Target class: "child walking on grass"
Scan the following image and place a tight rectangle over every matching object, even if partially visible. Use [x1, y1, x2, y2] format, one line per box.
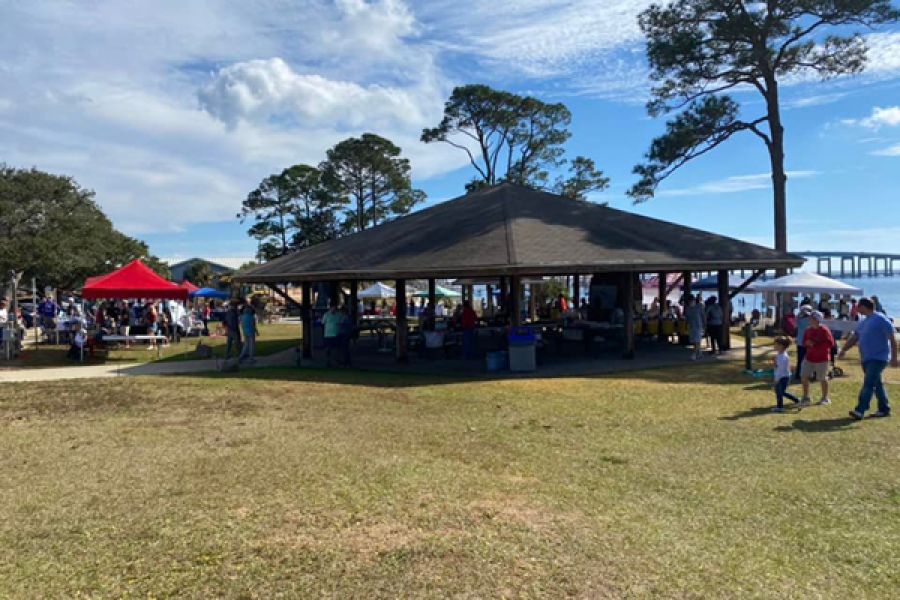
[772, 336, 801, 413]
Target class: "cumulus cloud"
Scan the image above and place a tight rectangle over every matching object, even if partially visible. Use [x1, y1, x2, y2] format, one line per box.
[198, 58, 437, 129]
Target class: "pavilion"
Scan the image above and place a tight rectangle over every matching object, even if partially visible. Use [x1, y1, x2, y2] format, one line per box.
[234, 184, 803, 362]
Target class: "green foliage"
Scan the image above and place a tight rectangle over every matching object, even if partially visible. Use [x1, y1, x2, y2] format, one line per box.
[183, 260, 215, 286]
[629, 0, 899, 203]
[553, 156, 610, 201]
[422, 84, 576, 190]
[0, 164, 164, 290]
[423, 85, 611, 199]
[321, 133, 425, 232]
[239, 164, 342, 258]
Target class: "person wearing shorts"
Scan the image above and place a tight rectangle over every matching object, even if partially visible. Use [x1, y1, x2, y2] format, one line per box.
[800, 311, 834, 406]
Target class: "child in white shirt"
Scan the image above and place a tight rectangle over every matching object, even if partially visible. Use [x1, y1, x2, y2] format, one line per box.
[773, 336, 801, 412]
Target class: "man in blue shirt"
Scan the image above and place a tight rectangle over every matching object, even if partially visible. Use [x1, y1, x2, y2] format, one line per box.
[839, 297, 897, 419]
[37, 295, 58, 332]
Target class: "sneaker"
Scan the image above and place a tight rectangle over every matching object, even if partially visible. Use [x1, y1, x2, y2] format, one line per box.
[872, 411, 891, 418]
[771, 406, 786, 413]
[848, 410, 864, 421]
[817, 398, 831, 406]
[799, 397, 812, 407]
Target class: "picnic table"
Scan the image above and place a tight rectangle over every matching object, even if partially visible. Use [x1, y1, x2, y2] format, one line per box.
[101, 334, 169, 359]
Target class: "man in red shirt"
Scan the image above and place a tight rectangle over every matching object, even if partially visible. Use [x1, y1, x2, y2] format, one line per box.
[461, 300, 478, 359]
[800, 311, 835, 406]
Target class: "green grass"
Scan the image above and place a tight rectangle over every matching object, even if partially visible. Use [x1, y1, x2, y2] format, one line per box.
[1, 355, 898, 597]
[10, 322, 300, 367]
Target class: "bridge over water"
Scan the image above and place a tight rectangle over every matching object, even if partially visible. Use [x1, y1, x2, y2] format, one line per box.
[798, 251, 900, 277]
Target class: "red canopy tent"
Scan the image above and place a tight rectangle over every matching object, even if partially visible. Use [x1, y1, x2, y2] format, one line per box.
[179, 280, 200, 294]
[82, 260, 188, 300]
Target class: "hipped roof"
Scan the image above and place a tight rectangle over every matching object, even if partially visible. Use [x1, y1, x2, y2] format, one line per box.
[235, 184, 803, 283]
[82, 260, 188, 300]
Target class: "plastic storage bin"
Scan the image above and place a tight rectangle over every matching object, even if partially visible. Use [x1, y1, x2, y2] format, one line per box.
[508, 326, 537, 372]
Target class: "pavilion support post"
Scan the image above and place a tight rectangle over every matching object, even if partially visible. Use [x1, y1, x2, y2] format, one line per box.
[301, 282, 312, 360]
[657, 272, 667, 342]
[717, 269, 731, 351]
[428, 278, 436, 308]
[349, 280, 358, 324]
[682, 271, 692, 301]
[395, 279, 408, 362]
[528, 283, 536, 322]
[498, 276, 508, 312]
[623, 272, 635, 359]
[466, 285, 474, 307]
[509, 275, 521, 326]
[573, 275, 581, 308]
[328, 280, 339, 307]
[486, 285, 494, 309]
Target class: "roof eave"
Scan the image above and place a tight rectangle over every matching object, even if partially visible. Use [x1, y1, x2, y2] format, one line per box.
[233, 257, 804, 284]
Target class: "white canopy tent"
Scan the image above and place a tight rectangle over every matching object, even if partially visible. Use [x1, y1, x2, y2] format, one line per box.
[357, 282, 396, 299]
[752, 272, 863, 296]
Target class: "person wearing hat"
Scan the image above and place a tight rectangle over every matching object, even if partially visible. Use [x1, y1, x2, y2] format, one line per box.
[793, 305, 813, 380]
[839, 297, 896, 420]
[800, 310, 835, 406]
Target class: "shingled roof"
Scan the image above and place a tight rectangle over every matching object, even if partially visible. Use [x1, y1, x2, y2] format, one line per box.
[234, 184, 803, 283]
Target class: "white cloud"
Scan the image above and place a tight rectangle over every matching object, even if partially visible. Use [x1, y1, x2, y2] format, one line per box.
[198, 57, 438, 129]
[659, 171, 819, 197]
[871, 143, 900, 157]
[844, 105, 900, 129]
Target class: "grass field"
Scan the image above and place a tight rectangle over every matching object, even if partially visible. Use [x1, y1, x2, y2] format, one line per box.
[1, 356, 898, 597]
[9, 322, 300, 368]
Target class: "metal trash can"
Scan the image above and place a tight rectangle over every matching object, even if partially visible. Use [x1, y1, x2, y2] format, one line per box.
[508, 326, 536, 372]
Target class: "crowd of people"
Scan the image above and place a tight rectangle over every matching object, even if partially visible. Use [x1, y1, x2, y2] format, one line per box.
[769, 296, 896, 420]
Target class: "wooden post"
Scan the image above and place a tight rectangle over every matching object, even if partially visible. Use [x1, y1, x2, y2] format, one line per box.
[623, 272, 635, 359]
[328, 280, 339, 307]
[498, 276, 508, 312]
[509, 275, 521, 326]
[349, 280, 358, 324]
[486, 284, 494, 309]
[428, 278, 436, 308]
[301, 282, 312, 359]
[657, 272, 667, 342]
[395, 279, 408, 362]
[573, 275, 581, 308]
[528, 283, 537, 322]
[717, 269, 731, 351]
[681, 270, 692, 303]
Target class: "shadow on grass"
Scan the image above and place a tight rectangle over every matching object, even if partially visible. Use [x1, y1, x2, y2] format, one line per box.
[163, 353, 759, 390]
[154, 339, 299, 363]
[774, 417, 858, 433]
[719, 405, 803, 420]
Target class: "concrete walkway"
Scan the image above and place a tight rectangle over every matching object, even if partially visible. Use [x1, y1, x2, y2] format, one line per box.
[0, 348, 297, 383]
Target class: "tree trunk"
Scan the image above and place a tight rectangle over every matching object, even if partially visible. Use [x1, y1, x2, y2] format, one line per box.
[765, 78, 788, 275]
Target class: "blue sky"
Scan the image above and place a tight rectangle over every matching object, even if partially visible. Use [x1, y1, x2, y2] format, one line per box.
[1, 1, 899, 262]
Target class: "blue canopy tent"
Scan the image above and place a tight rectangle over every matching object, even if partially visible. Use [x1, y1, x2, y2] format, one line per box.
[190, 287, 229, 300]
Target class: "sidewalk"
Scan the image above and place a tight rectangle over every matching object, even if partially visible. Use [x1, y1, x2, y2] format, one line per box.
[0, 348, 297, 383]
